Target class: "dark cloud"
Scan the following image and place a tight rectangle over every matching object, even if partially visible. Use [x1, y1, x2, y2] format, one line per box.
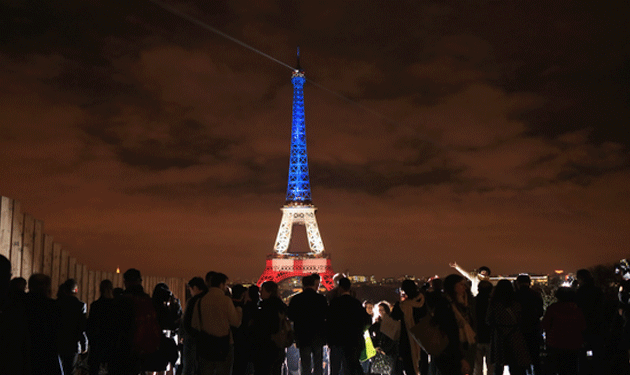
[113, 118, 234, 170]
[312, 162, 459, 195]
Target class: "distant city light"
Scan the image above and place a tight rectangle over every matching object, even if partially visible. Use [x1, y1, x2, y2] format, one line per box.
[116, 266, 120, 274]
[554, 270, 564, 274]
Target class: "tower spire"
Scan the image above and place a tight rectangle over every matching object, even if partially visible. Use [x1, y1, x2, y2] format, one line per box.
[296, 46, 301, 70]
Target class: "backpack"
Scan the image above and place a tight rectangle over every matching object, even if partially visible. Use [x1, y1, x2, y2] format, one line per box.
[409, 307, 449, 358]
[156, 294, 183, 332]
[271, 311, 295, 348]
[132, 294, 162, 356]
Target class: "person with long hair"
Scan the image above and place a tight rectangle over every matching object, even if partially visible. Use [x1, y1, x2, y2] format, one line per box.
[486, 280, 530, 375]
[391, 279, 425, 375]
[148, 282, 181, 375]
[370, 301, 399, 375]
[431, 274, 477, 375]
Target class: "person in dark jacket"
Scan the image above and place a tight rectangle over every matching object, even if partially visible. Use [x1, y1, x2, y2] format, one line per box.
[0, 256, 31, 375]
[0, 255, 9, 307]
[110, 268, 160, 375]
[87, 279, 116, 375]
[575, 269, 604, 375]
[153, 282, 183, 334]
[231, 283, 249, 375]
[147, 282, 182, 373]
[487, 279, 530, 375]
[542, 287, 586, 375]
[616, 261, 630, 374]
[8, 277, 27, 301]
[252, 281, 289, 375]
[27, 273, 64, 375]
[57, 278, 88, 375]
[474, 280, 494, 375]
[326, 277, 371, 375]
[239, 284, 260, 374]
[514, 274, 543, 375]
[181, 276, 208, 375]
[288, 274, 328, 375]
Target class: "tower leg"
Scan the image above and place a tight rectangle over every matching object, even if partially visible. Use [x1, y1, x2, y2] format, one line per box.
[304, 212, 325, 253]
[274, 210, 293, 253]
[319, 272, 335, 290]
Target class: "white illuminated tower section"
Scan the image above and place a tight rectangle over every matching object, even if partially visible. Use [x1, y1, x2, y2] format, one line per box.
[258, 50, 335, 290]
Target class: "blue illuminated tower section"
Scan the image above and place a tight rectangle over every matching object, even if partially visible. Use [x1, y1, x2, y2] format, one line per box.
[285, 56, 312, 204]
[271, 51, 325, 255]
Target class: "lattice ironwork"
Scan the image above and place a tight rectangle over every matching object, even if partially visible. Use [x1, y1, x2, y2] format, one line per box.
[257, 256, 335, 290]
[273, 205, 324, 254]
[258, 53, 334, 290]
[285, 69, 312, 204]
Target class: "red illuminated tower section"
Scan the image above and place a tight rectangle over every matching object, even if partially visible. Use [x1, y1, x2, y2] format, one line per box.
[258, 51, 335, 290]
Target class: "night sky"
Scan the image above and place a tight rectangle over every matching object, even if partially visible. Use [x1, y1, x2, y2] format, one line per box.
[1, 0, 629, 281]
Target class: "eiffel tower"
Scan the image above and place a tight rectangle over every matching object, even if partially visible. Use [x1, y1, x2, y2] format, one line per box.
[257, 50, 335, 290]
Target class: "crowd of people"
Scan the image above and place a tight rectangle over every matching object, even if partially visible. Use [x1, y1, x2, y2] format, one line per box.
[2, 253, 630, 375]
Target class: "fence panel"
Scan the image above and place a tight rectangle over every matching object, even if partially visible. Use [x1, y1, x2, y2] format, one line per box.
[94, 270, 102, 301]
[0, 197, 13, 259]
[69, 257, 77, 279]
[81, 264, 89, 303]
[88, 271, 96, 307]
[43, 235, 54, 277]
[10, 202, 23, 278]
[0, 196, 187, 306]
[32, 219, 44, 274]
[22, 214, 35, 281]
[52, 242, 62, 296]
[60, 249, 69, 285]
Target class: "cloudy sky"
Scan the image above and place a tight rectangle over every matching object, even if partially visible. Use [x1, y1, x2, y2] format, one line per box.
[1, 0, 628, 281]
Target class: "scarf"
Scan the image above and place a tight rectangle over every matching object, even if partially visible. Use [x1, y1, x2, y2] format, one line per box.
[450, 299, 476, 346]
[380, 314, 401, 342]
[400, 294, 425, 375]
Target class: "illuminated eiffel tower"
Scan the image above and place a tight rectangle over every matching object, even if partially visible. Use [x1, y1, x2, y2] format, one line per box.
[257, 50, 335, 290]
